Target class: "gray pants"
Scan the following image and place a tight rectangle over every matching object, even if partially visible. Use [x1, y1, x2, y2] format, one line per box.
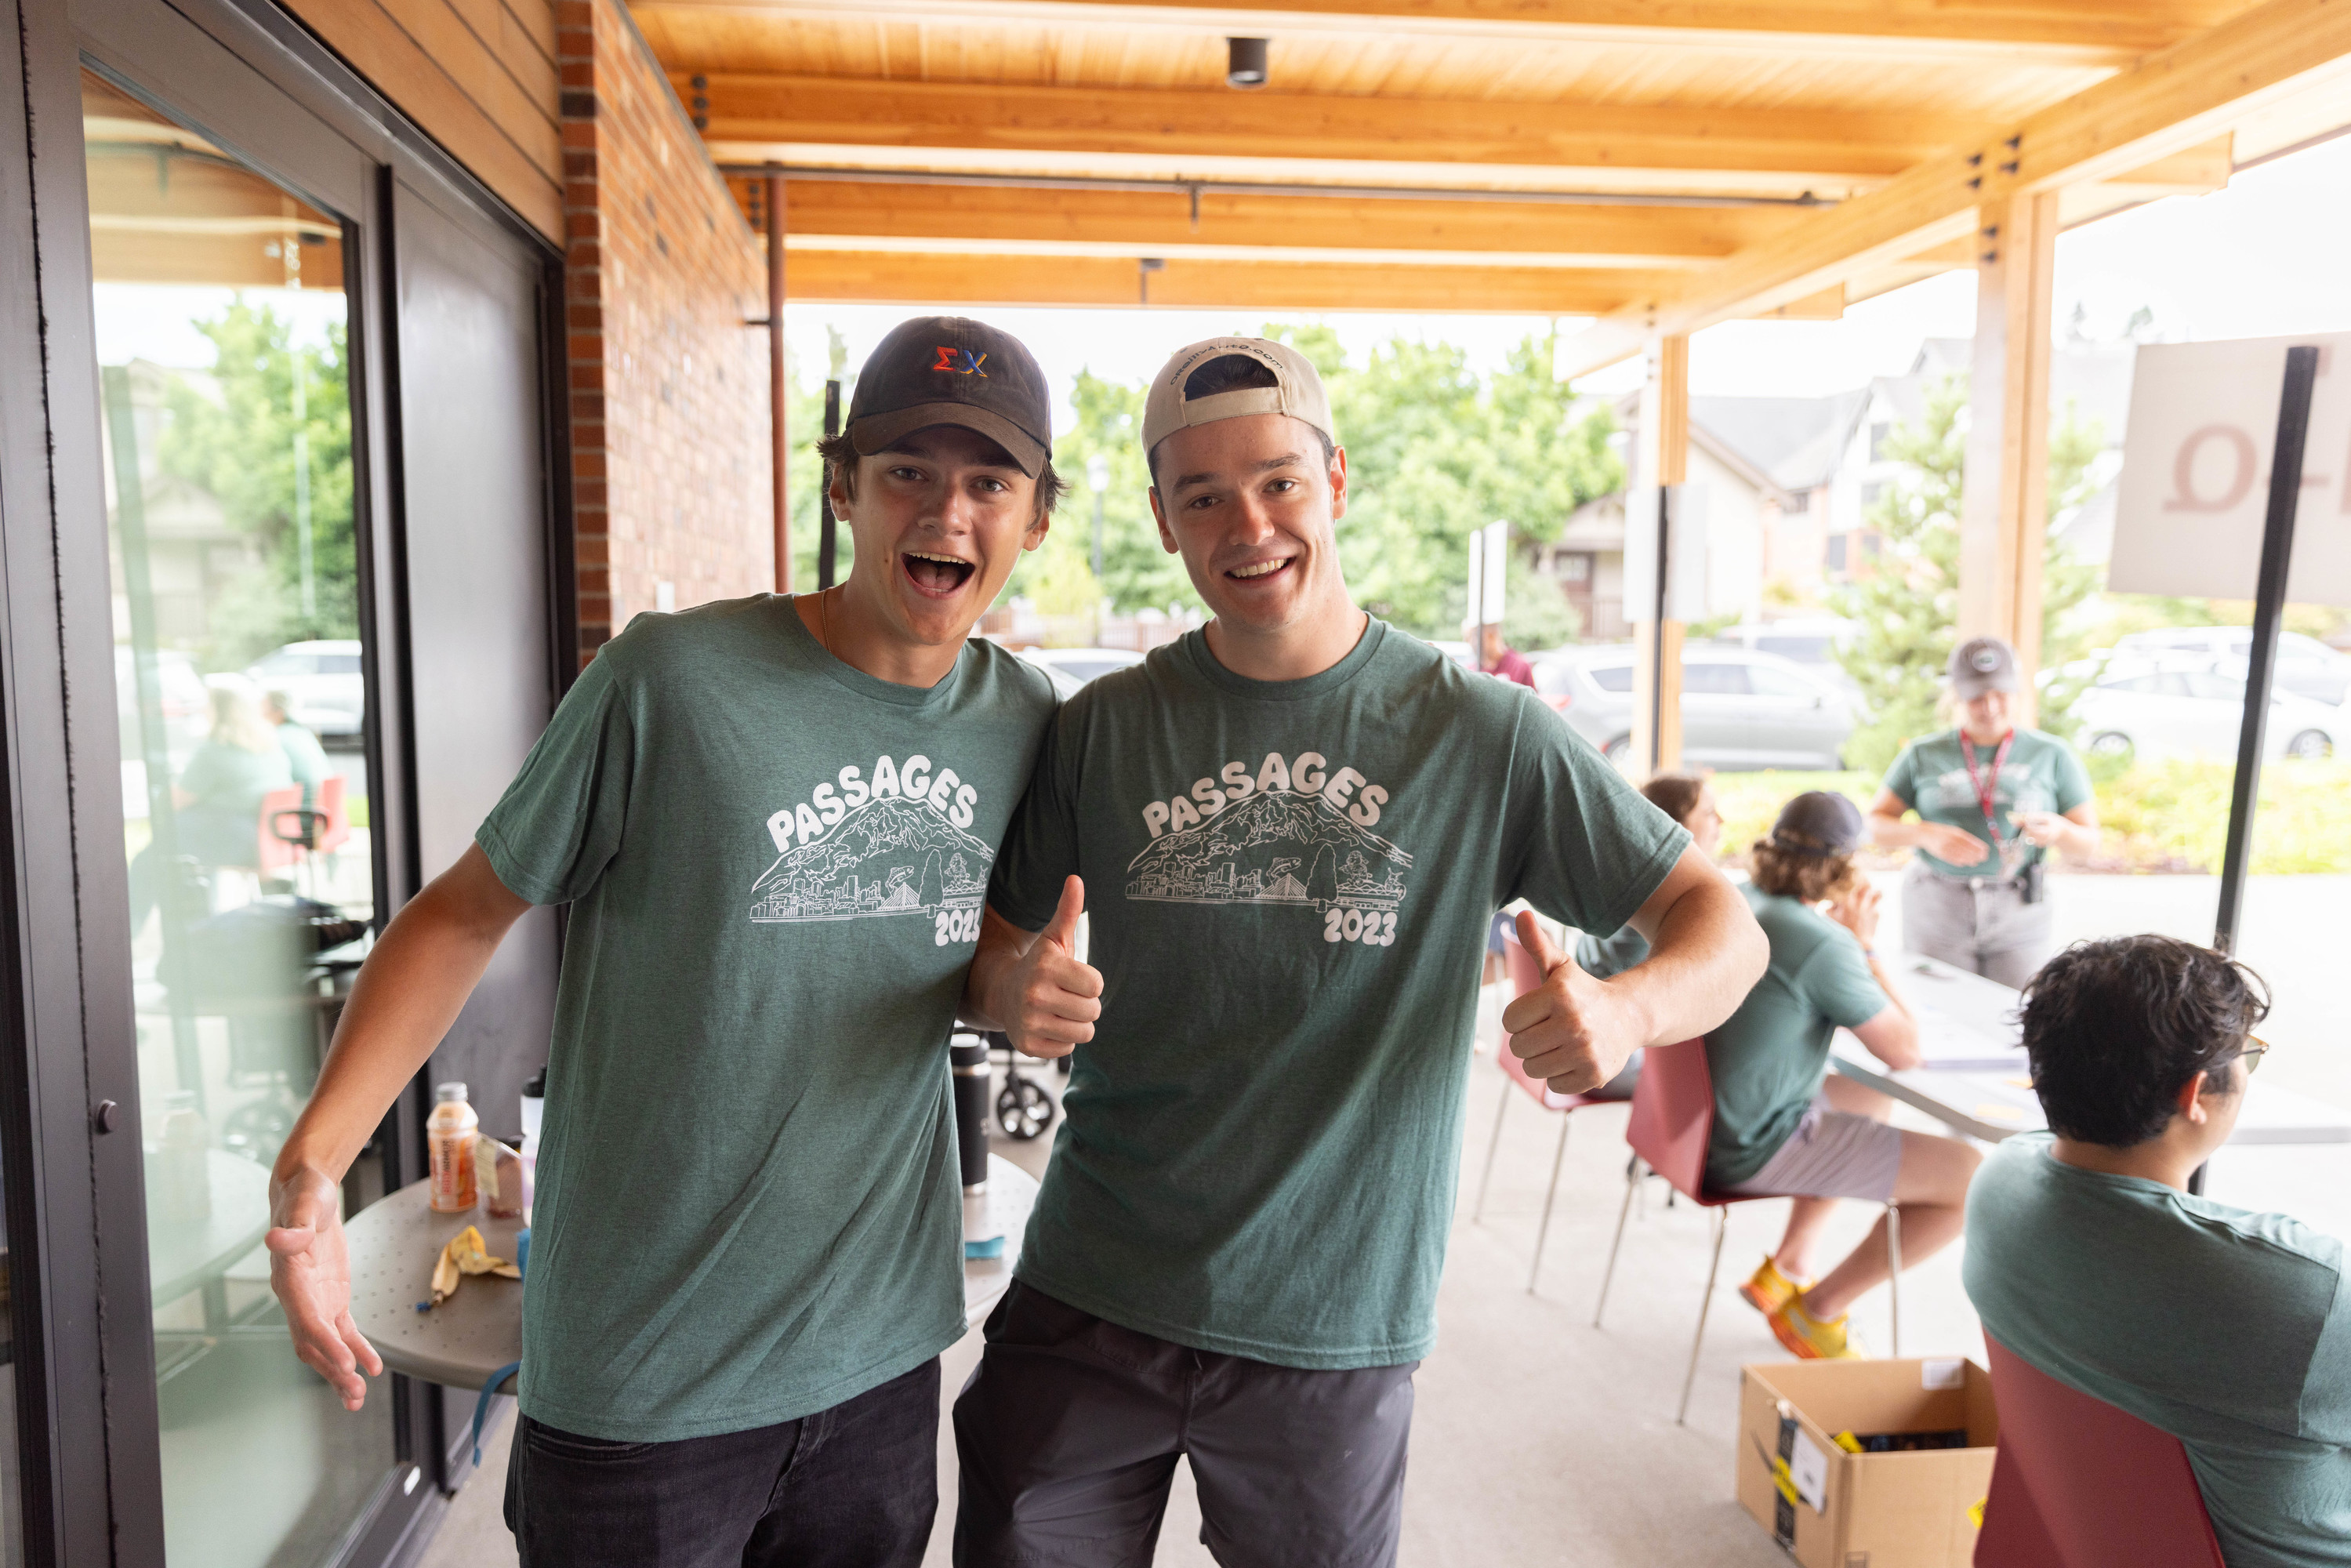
[1901, 862, 2054, 988]
[952, 1283, 1417, 1567]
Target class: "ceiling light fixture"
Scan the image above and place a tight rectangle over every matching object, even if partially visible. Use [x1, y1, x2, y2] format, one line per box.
[1226, 37, 1269, 89]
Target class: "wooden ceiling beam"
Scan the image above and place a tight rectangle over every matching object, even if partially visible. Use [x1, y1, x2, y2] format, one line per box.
[634, 0, 2230, 64]
[781, 249, 1848, 314]
[753, 179, 1807, 267]
[695, 74, 1992, 184]
[1555, 0, 2351, 377]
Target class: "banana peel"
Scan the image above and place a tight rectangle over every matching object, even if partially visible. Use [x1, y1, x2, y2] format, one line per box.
[428, 1225, 521, 1308]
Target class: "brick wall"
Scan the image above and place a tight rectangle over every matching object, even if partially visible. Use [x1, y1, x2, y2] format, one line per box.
[558, 0, 772, 663]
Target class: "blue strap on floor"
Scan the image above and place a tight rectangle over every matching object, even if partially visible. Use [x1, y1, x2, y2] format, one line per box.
[472, 1360, 521, 1467]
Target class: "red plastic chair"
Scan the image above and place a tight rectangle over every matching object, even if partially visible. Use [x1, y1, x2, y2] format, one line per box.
[256, 785, 307, 877]
[1470, 933, 1616, 1294]
[1591, 1036, 1903, 1423]
[1975, 1334, 2225, 1568]
[314, 773, 351, 856]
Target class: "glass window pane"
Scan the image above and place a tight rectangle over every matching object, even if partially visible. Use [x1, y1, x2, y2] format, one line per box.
[1587, 663, 1634, 693]
[1683, 662, 1751, 695]
[84, 70, 392, 1568]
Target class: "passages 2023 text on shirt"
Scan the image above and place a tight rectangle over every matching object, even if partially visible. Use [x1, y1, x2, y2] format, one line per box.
[477, 597, 1055, 1442]
[989, 619, 1689, 1370]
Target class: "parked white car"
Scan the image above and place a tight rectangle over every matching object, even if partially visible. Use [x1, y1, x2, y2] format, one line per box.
[2073, 659, 2338, 763]
[2113, 626, 2351, 706]
[1017, 645, 1145, 699]
[244, 639, 365, 736]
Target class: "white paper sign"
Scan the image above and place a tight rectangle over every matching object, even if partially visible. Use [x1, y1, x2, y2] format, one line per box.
[1788, 1428, 1830, 1512]
[1921, 1357, 1967, 1391]
[1464, 520, 1507, 629]
[1622, 483, 1711, 622]
[2110, 333, 2351, 606]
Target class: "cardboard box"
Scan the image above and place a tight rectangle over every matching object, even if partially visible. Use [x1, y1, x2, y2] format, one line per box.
[1736, 1359, 1999, 1568]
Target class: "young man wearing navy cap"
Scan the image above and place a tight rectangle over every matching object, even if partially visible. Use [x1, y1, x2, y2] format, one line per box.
[264, 316, 1064, 1565]
[953, 336, 1769, 1563]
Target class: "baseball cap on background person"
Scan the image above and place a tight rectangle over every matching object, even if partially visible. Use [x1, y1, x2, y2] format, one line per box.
[844, 316, 1053, 477]
[1769, 791, 1866, 857]
[1949, 636, 2020, 700]
[1140, 336, 1339, 460]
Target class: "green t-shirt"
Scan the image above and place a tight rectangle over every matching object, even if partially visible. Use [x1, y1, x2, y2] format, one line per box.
[476, 597, 1054, 1442]
[1965, 1135, 2351, 1567]
[1702, 886, 1889, 1189]
[1879, 728, 2092, 877]
[1575, 924, 1649, 978]
[175, 740, 295, 866]
[276, 720, 332, 810]
[989, 620, 1689, 1369]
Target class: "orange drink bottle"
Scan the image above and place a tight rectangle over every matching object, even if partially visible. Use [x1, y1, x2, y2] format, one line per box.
[428, 1083, 480, 1213]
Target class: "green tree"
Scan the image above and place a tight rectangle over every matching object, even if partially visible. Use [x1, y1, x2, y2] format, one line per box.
[1833, 376, 2103, 775]
[1018, 368, 1199, 616]
[158, 303, 355, 667]
[1273, 325, 1622, 637]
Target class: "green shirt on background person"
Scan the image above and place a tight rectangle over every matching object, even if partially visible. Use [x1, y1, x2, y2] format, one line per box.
[988, 620, 1689, 1368]
[1702, 885, 1889, 1189]
[1966, 1134, 2351, 1567]
[1878, 728, 2092, 878]
[477, 597, 1054, 1441]
[275, 718, 332, 811]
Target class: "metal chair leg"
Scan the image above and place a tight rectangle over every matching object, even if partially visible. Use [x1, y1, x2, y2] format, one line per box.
[1472, 1076, 1510, 1223]
[1678, 1208, 1728, 1426]
[1594, 1159, 1640, 1327]
[1528, 1116, 1572, 1294]
[1885, 1203, 1902, 1357]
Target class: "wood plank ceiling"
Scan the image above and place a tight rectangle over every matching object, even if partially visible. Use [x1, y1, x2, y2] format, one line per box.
[624, 0, 2351, 342]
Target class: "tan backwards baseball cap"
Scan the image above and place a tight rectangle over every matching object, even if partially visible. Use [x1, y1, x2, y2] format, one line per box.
[1141, 336, 1339, 456]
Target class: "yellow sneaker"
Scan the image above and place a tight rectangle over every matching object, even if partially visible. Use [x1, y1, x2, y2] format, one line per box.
[1769, 1294, 1868, 1360]
[1738, 1257, 1808, 1317]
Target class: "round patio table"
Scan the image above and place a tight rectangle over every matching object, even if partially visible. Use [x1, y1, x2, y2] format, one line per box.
[346, 1153, 1039, 1394]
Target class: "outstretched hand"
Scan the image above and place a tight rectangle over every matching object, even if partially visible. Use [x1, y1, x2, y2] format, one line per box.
[266, 1165, 383, 1410]
[1499, 909, 1645, 1095]
[1003, 876, 1104, 1060]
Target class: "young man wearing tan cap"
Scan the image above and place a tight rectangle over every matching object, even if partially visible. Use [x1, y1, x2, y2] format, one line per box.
[263, 315, 1064, 1566]
[954, 337, 1768, 1563]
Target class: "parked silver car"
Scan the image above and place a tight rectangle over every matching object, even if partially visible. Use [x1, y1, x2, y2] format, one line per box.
[1016, 645, 1146, 699]
[1532, 645, 1855, 770]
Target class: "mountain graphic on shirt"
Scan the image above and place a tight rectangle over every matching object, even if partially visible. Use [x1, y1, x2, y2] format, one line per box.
[748, 795, 996, 924]
[1123, 789, 1411, 911]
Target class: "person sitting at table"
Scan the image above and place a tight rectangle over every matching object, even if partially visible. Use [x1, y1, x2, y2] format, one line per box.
[128, 681, 294, 934]
[1965, 936, 2349, 1566]
[1570, 771, 1725, 1095]
[264, 688, 332, 812]
[1703, 790, 1982, 1359]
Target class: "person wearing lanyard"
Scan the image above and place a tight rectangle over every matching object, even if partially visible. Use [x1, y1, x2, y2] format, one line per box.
[1867, 637, 2099, 986]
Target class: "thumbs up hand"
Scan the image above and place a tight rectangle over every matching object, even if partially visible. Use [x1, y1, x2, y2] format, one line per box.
[1003, 876, 1105, 1060]
[1499, 909, 1638, 1095]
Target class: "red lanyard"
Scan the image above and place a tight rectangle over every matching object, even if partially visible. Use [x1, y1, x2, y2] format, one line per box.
[1959, 731, 2015, 845]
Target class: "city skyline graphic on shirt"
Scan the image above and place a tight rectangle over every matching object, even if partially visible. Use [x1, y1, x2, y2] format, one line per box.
[1124, 788, 1412, 913]
[749, 794, 996, 923]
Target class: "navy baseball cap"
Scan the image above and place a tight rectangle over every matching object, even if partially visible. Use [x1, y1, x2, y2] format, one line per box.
[1770, 791, 1866, 856]
[846, 316, 1053, 477]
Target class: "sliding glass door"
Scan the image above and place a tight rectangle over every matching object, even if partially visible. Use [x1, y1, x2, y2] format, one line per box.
[81, 67, 395, 1567]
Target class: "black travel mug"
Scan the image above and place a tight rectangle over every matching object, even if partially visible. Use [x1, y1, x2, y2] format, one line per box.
[950, 1032, 989, 1192]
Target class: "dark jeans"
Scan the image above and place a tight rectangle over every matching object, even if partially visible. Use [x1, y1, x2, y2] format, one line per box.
[953, 1284, 1417, 1568]
[504, 1358, 939, 1567]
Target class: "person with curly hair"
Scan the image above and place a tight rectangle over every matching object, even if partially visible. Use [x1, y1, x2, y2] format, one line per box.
[1966, 937, 2348, 1567]
[1706, 791, 1982, 1359]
